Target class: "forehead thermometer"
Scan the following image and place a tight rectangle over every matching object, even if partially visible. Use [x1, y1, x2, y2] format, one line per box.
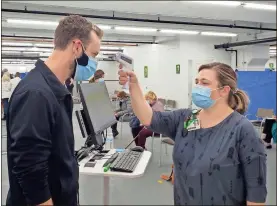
[115, 53, 134, 92]
[115, 53, 133, 70]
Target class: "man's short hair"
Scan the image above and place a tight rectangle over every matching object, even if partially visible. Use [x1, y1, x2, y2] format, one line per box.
[54, 15, 103, 50]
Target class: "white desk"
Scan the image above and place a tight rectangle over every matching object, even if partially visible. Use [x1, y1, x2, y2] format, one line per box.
[79, 149, 152, 205]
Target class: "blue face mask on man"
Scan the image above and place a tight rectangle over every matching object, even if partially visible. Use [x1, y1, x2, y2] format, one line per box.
[192, 85, 222, 109]
[74, 45, 97, 81]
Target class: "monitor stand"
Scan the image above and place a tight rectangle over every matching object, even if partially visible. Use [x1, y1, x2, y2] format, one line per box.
[85, 133, 104, 151]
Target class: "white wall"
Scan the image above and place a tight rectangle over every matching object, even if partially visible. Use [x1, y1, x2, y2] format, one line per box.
[124, 36, 231, 108]
[97, 61, 122, 95]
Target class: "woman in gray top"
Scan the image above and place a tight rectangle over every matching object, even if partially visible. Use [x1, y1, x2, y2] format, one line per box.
[118, 62, 267, 206]
[111, 91, 132, 137]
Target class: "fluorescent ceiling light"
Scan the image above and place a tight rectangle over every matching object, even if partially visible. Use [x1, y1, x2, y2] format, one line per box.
[115, 26, 157, 32]
[2, 42, 33, 46]
[2, 47, 27, 51]
[7, 19, 58, 26]
[35, 43, 54, 48]
[192, 1, 241, 6]
[101, 46, 122, 50]
[97, 25, 111, 30]
[243, 3, 276, 11]
[2, 51, 22, 54]
[201, 32, 237, 37]
[270, 46, 276, 50]
[40, 52, 52, 56]
[160, 29, 199, 35]
[30, 47, 52, 52]
[2, 47, 52, 52]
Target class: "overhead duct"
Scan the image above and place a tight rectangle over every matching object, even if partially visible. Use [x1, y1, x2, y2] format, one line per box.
[214, 37, 277, 49]
[2, 8, 276, 31]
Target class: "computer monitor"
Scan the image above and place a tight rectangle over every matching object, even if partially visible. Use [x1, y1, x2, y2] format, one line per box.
[76, 82, 117, 148]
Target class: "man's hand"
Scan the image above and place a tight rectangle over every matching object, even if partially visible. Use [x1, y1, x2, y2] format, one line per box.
[39, 198, 53, 206]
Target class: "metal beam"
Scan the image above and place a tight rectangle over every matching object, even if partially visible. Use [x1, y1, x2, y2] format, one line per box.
[214, 37, 277, 49]
[2, 8, 276, 31]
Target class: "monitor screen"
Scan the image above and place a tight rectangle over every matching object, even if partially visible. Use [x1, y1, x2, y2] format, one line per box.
[79, 83, 117, 134]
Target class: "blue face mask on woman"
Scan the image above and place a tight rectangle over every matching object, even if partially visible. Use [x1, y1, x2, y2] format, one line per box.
[74, 46, 97, 81]
[192, 85, 221, 109]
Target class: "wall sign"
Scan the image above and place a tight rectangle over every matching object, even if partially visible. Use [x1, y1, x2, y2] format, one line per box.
[176, 64, 180, 74]
[144, 66, 148, 78]
[269, 63, 275, 70]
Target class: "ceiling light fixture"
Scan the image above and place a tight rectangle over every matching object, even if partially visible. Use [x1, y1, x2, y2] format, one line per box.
[100, 46, 123, 50]
[115, 26, 157, 32]
[270, 46, 276, 50]
[97, 25, 112, 30]
[40, 52, 52, 56]
[192, 1, 242, 6]
[243, 3, 276, 11]
[35, 43, 54, 48]
[7, 19, 58, 26]
[201, 32, 237, 37]
[159, 29, 199, 35]
[2, 42, 33, 46]
[2, 47, 27, 51]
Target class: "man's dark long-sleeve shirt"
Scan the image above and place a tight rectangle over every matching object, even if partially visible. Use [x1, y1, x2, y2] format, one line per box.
[6, 59, 79, 206]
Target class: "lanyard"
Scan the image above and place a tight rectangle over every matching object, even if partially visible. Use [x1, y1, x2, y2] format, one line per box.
[184, 109, 201, 129]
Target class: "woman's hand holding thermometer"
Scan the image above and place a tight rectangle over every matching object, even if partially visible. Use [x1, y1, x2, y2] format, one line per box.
[115, 53, 134, 92]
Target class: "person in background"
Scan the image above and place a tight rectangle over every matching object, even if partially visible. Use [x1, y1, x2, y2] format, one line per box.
[129, 91, 164, 149]
[110, 91, 132, 137]
[6, 15, 103, 206]
[262, 115, 276, 149]
[2, 68, 8, 77]
[10, 72, 21, 95]
[2, 72, 12, 120]
[65, 77, 74, 94]
[89, 69, 105, 83]
[119, 62, 267, 205]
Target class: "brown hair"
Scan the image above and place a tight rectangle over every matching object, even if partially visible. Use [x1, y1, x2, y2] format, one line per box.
[198, 62, 249, 114]
[15, 72, 20, 78]
[145, 91, 157, 101]
[117, 91, 128, 99]
[89, 69, 105, 83]
[54, 15, 103, 50]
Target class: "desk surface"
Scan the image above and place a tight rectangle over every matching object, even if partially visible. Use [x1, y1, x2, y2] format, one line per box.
[79, 149, 152, 178]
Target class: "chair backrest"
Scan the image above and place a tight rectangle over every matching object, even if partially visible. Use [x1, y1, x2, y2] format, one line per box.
[166, 99, 176, 108]
[158, 98, 166, 106]
[256, 108, 274, 118]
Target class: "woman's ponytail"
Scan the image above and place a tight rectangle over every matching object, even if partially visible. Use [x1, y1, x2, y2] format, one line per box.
[229, 89, 250, 115]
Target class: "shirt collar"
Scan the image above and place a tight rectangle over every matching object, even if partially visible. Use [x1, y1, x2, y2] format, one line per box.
[35, 59, 70, 100]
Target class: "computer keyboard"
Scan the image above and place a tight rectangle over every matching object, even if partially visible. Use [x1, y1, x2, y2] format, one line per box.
[109, 150, 143, 173]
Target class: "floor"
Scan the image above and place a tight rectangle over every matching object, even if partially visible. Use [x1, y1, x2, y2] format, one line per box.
[1, 112, 276, 205]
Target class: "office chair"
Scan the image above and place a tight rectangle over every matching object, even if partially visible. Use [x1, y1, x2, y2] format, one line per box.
[250, 108, 275, 136]
[165, 99, 176, 111]
[119, 112, 132, 139]
[151, 133, 174, 166]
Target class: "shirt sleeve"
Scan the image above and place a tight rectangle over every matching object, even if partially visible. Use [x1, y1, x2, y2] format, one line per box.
[239, 121, 267, 203]
[148, 109, 188, 140]
[8, 90, 55, 205]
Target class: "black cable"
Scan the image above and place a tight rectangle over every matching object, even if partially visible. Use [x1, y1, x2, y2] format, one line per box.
[124, 127, 147, 149]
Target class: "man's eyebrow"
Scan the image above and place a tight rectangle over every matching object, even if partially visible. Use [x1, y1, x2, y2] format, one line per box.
[195, 78, 211, 82]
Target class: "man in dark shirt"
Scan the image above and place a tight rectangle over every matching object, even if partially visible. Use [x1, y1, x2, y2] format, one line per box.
[6, 15, 103, 206]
